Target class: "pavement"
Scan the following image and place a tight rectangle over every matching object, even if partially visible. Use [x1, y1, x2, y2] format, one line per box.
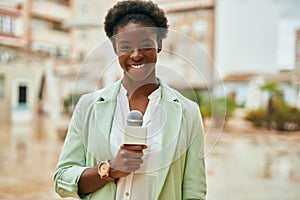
[0, 116, 300, 200]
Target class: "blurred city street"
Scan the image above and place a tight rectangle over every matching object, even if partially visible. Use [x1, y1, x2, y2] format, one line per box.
[1, 0, 300, 199]
[0, 117, 68, 200]
[1, 115, 300, 200]
[206, 129, 300, 200]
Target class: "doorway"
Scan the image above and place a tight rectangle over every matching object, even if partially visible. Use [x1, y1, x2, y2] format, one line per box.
[18, 86, 27, 104]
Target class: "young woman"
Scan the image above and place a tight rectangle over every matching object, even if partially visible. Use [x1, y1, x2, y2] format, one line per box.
[54, 1, 206, 199]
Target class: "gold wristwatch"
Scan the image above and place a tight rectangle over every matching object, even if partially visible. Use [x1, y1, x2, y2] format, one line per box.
[97, 160, 114, 181]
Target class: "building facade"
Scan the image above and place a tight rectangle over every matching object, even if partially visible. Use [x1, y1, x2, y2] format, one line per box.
[153, 0, 216, 89]
[0, 0, 216, 123]
[0, 0, 75, 123]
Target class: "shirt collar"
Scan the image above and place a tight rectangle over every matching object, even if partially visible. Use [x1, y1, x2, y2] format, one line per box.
[119, 83, 128, 96]
[148, 86, 161, 101]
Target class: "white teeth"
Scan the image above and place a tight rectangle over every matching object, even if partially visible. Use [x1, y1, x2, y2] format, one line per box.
[131, 64, 145, 69]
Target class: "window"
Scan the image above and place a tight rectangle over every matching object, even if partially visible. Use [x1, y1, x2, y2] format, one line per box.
[79, 0, 89, 13]
[0, 15, 18, 36]
[30, 42, 69, 59]
[194, 20, 208, 38]
[53, 22, 63, 31]
[0, 75, 4, 98]
[31, 18, 48, 30]
[0, 51, 11, 62]
[57, 47, 69, 58]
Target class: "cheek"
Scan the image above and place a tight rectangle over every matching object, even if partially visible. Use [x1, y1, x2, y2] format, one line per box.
[118, 56, 127, 69]
[118, 53, 128, 62]
[143, 49, 157, 61]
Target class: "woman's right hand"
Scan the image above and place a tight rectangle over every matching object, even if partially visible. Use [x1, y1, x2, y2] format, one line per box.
[109, 145, 147, 179]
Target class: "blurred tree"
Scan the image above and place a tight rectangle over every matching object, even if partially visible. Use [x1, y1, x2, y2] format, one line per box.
[260, 82, 280, 130]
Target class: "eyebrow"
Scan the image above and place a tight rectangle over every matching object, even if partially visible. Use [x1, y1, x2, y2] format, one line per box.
[117, 38, 155, 44]
[141, 39, 155, 43]
[117, 40, 130, 44]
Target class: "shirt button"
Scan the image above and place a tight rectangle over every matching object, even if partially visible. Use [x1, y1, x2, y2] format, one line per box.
[125, 192, 129, 196]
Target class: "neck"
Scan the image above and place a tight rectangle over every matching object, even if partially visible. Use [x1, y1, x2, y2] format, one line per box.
[122, 73, 159, 98]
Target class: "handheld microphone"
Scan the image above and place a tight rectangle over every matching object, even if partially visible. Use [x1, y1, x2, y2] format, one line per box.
[123, 110, 147, 145]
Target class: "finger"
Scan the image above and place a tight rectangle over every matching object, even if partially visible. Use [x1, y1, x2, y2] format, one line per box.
[121, 151, 143, 158]
[124, 162, 143, 172]
[121, 145, 146, 151]
[123, 158, 144, 165]
[120, 148, 143, 156]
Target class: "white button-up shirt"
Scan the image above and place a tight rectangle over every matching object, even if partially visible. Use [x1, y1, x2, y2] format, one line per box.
[110, 84, 162, 200]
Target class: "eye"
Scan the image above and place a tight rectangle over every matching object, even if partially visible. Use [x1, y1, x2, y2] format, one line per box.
[140, 42, 155, 49]
[119, 45, 132, 52]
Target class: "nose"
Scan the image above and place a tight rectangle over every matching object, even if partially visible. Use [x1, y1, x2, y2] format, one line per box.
[130, 48, 143, 61]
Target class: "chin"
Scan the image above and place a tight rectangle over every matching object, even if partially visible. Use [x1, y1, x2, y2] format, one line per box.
[126, 66, 155, 81]
[128, 74, 150, 82]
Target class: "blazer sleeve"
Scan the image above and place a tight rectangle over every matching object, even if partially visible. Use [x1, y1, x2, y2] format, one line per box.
[54, 95, 89, 199]
[182, 103, 207, 200]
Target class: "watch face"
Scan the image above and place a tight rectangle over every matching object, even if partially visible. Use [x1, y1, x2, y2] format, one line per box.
[99, 162, 108, 176]
[100, 163, 108, 175]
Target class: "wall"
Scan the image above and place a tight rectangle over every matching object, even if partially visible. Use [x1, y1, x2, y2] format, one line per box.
[0, 62, 43, 123]
[215, 0, 280, 76]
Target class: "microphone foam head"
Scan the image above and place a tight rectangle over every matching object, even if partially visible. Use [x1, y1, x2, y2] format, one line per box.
[127, 110, 143, 126]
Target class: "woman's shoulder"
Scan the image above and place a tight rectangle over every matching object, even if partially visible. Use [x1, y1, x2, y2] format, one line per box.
[161, 84, 199, 111]
[78, 81, 121, 105]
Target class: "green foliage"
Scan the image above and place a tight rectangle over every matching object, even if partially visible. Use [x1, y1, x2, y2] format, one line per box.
[271, 98, 300, 131]
[260, 82, 280, 94]
[244, 97, 300, 131]
[207, 97, 230, 119]
[212, 96, 236, 119]
[179, 89, 237, 119]
[179, 89, 202, 104]
[63, 97, 72, 114]
[63, 93, 83, 114]
[291, 107, 300, 125]
[244, 109, 266, 127]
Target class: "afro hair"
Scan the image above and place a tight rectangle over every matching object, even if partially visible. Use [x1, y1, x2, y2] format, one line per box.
[104, 0, 168, 40]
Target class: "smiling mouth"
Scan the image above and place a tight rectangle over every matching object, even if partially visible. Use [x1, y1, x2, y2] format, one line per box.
[129, 64, 145, 69]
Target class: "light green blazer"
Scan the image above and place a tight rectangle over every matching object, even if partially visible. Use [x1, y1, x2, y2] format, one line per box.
[54, 80, 206, 200]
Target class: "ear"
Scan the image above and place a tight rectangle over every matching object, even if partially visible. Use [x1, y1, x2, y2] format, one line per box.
[157, 39, 162, 53]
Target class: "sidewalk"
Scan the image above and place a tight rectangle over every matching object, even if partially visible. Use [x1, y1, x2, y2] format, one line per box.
[206, 131, 300, 200]
[0, 116, 300, 199]
[0, 118, 72, 200]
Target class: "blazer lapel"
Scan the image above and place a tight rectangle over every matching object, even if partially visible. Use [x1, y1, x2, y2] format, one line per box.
[93, 81, 121, 160]
[156, 85, 182, 199]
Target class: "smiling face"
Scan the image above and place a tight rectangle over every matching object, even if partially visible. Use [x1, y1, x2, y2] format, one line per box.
[114, 23, 160, 83]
